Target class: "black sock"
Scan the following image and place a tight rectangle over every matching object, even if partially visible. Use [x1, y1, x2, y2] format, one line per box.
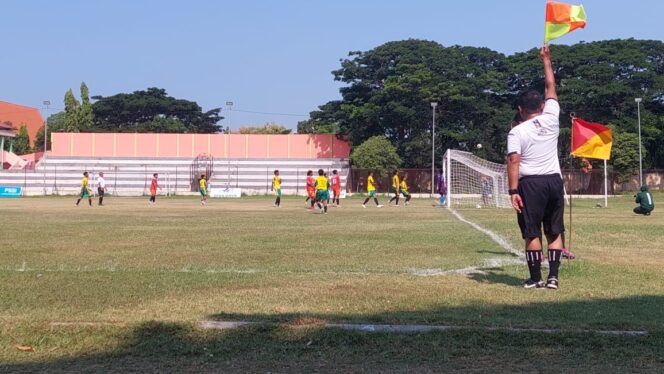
[76, 199, 81, 206]
[526, 250, 543, 282]
[395, 197, 400, 205]
[389, 196, 396, 203]
[547, 249, 563, 279]
[324, 206, 328, 213]
[311, 200, 315, 208]
[317, 203, 322, 209]
[88, 199, 92, 206]
[363, 197, 370, 205]
[99, 197, 103, 205]
[276, 197, 281, 206]
[374, 198, 379, 205]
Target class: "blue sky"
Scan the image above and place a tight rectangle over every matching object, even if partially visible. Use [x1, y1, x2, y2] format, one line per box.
[4, 0, 662, 130]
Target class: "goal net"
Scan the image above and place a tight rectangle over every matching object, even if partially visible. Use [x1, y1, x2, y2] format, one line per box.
[443, 149, 511, 208]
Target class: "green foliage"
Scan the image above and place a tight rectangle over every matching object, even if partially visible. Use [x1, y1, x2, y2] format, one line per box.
[34, 112, 66, 152]
[307, 39, 664, 168]
[91, 88, 222, 133]
[12, 124, 31, 155]
[612, 131, 645, 183]
[78, 82, 94, 130]
[350, 136, 402, 169]
[237, 122, 292, 134]
[63, 89, 82, 132]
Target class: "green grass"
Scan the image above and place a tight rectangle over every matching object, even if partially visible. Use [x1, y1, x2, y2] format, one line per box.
[1, 195, 663, 372]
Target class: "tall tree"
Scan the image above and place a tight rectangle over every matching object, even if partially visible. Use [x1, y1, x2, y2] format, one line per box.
[63, 89, 81, 132]
[12, 124, 31, 155]
[305, 39, 664, 170]
[91, 88, 222, 133]
[78, 82, 94, 130]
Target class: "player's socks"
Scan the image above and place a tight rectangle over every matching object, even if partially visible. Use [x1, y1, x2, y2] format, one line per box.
[395, 196, 400, 205]
[324, 205, 327, 213]
[373, 198, 380, 206]
[547, 249, 563, 279]
[362, 197, 371, 205]
[276, 197, 281, 207]
[317, 202, 323, 209]
[526, 250, 543, 282]
[88, 199, 92, 207]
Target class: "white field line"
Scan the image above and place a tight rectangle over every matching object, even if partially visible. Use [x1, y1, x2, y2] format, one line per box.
[411, 257, 525, 277]
[198, 320, 648, 337]
[448, 208, 523, 258]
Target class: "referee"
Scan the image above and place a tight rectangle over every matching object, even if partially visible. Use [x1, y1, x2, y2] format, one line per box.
[507, 45, 564, 290]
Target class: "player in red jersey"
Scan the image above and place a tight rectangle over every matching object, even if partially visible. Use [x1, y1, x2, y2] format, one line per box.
[331, 169, 341, 207]
[305, 170, 316, 209]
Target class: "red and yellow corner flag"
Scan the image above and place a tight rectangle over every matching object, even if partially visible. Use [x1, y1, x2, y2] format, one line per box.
[571, 118, 612, 160]
[545, 1, 587, 43]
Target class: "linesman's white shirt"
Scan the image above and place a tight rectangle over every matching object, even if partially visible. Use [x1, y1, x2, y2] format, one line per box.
[96, 176, 106, 189]
[507, 99, 561, 178]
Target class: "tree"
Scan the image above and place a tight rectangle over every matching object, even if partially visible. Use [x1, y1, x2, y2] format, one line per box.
[305, 39, 664, 168]
[12, 124, 31, 155]
[237, 122, 292, 134]
[63, 89, 81, 132]
[91, 88, 222, 133]
[34, 112, 66, 152]
[350, 136, 402, 169]
[78, 82, 94, 130]
[612, 131, 646, 183]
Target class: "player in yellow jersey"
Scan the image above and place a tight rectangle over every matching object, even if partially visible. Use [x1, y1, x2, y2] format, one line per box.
[75, 172, 92, 207]
[388, 170, 401, 206]
[362, 171, 383, 208]
[314, 169, 329, 214]
[199, 174, 208, 205]
[272, 169, 282, 208]
[400, 174, 412, 206]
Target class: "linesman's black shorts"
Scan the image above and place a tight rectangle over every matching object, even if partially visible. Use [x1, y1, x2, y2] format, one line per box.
[517, 174, 565, 239]
[97, 187, 105, 196]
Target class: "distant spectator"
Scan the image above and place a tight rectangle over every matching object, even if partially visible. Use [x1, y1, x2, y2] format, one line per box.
[480, 176, 491, 206]
[438, 174, 447, 206]
[97, 172, 106, 206]
[634, 185, 655, 216]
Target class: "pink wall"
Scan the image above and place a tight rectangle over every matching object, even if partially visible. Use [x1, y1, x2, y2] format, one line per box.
[51, 133, 350, 159]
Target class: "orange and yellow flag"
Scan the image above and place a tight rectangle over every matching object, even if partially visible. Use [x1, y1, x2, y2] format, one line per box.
[545, 1, 587, 43]
[571, 118, 612, 160]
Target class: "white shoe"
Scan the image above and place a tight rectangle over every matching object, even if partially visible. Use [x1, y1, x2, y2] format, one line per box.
[377, 205, 383, 208]
[362, 204, 367, 208]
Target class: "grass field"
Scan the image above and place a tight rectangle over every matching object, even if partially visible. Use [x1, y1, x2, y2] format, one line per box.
[1, 195, 663, 372]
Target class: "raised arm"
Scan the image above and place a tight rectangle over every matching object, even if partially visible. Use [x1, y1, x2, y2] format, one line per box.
[541, 45, 557, 101]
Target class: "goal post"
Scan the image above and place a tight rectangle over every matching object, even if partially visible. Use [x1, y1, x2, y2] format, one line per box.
[443, 149, 511, 208]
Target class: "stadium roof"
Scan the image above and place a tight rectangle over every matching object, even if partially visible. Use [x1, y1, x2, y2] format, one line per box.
[0, 101, 44, 146]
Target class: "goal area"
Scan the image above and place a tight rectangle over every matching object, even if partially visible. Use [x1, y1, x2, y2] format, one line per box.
[443, 149, 511, 208]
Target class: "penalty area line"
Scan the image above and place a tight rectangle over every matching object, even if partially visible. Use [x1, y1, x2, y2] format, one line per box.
[448, 208, 523, 258]
[198, 320, 648, 337]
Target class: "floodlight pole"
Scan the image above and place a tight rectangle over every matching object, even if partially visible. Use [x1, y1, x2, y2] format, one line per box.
[635, 98, 643, 186]
[430, 102, 438, 197]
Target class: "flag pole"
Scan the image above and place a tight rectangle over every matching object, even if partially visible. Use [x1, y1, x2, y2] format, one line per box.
[568, 113, 576, 252]
[604, 159, 608, 207]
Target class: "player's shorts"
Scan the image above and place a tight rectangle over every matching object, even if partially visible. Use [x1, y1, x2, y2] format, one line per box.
[307, 189, 315, 199]
[517, 174, 565, 239]
[401, 191, 410, 197]
[368, 190, 376, 197]
[390, 187, 398, 194]
[274, 188, 282, 197]
[80, 188, 90, 198]
[97, 187, 105, 196]
[199, 188, 207, 196]
[332, 187, 341, 196]
[150, 188, 157, 197]
[316, 190, 329, 202]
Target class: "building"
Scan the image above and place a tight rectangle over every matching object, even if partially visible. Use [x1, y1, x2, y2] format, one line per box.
[0, 101, 44, 148]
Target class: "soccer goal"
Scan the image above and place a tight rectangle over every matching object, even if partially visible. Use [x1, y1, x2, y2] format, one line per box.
[443, 149, 511, 208]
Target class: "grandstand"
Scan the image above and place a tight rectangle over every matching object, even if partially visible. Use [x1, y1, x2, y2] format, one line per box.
[0, 133, 350, 196]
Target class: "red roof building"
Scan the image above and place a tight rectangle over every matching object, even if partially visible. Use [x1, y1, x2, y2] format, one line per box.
[0, 101, 44, 147]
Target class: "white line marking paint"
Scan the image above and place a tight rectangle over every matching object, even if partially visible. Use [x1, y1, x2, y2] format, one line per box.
[198, 320, 648, 337]
[448, 208, 523, 258]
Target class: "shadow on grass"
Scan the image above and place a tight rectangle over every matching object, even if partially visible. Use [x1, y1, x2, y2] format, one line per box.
[3, 296, 664, 372]
[467, 268, 523, 286]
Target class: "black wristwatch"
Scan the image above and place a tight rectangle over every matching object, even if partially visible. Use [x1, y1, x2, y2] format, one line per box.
[509, 189, 519, 196]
